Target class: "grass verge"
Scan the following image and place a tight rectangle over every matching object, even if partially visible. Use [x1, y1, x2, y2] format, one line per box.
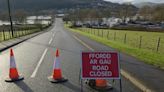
[65, 25, 164, 69]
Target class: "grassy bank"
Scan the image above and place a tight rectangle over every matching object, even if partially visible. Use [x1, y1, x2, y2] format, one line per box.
[65, 24, 164, 69]
[0, 29, 40, 41]
[77, 28, 164, 54]
[0, 24, 50, 42]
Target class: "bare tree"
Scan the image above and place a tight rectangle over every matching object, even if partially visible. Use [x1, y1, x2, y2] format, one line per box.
[139, 6, 153, 21]
[118, 3, 137, 22]
[0, 12, 9, 21]
[152, 5, 164, 22]
[13, 9, 27, 24]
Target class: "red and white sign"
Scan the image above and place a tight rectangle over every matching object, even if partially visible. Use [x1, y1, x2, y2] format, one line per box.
[81, 52, 120, 79]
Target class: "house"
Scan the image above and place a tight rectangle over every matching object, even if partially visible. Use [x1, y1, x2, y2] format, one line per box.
[102, 17, 122, 27]
[26, 16, 52, 25]
[0, 20, 11, 26]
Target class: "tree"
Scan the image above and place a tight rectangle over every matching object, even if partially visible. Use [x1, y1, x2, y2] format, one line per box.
[118, 3, 137, 22]
[13, 9, 27, 24]
[139, 5, 153, 21]
[152, 5, 164, 22]
[139, 5, 164, 22]
[0, 12, 9, 21]
[101, 9, 111, 18]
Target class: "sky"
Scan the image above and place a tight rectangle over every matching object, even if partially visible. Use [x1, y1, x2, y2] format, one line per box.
[104, 0, 164, 4]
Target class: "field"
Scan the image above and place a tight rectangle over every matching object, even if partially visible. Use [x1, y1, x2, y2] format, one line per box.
[78, 28, 164, 54]
[65, 24, 164, 69]
[0, 24, 49, 42]
[0, 29, 40, 42]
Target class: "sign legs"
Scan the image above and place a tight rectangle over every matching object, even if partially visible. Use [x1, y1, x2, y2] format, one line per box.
[120, 78, 122, 92]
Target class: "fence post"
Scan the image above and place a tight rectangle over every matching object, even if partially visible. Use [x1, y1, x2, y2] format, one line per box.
[10, 29, 12, 39]
[81, 27, 84, 32]
[91, 29, 93, 34]
[7, 29, 9, 39]
[27, 27, 29, 34]
[17, 29, 19, 37]
[139, 36, 142, 48]
[86, 29, 90, 33]
[102, 30, 104, 37]
[7, 30, 10, 39]
[23, 29, 25, 36]
[14, 29, 16, 37]
[16, 29, 18, 37]
[9, 29, 12, 39]
[114, 32, 116, 41]
[2, 29, 5, 40]
[94, 29, 95, 35]
[98, 29, 100, 36]
[87, 28, 88, 33]
[8, 29, 11, 38]
[89, 29, 91, 34]
[92, 29, 93, 34]
[21, 28, 23, 36]
[124, 33, 127, 44]
[107, 31, 109, 39]
[156, 37, 161, 52]
[0, 31, 1, 41]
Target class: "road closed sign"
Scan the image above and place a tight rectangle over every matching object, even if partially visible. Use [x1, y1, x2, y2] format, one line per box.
[81, 52, 120, 79]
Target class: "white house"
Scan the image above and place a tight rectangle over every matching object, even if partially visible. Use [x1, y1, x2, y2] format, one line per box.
[26, 16, 52, 25]
[102, 17, 122, 27]
[0, 20, 17, 26]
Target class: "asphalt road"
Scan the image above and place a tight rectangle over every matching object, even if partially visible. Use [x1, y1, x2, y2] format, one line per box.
[0, 18, 141, 92]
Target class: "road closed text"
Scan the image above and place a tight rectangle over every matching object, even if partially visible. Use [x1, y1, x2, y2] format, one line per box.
[82, 52, 120, 79]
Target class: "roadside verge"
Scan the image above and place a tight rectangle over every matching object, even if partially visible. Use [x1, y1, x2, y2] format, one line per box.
[72, 34, 153, 92]
[0, 27, 52, 52]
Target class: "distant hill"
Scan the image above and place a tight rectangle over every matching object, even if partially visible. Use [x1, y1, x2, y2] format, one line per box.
[0, 0, 137, 11]
[134, 2, 159, 8]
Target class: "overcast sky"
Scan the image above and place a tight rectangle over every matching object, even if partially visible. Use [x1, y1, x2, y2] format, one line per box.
[104, 0, 164, 4]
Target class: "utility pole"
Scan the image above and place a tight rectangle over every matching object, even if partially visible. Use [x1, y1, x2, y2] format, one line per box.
[7, 0, 14, 37]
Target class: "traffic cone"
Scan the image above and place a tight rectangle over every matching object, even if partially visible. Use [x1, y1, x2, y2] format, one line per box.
[86, 79, 113, 91]
[5, 49, 24, 82]
[48, 49, 68, 83]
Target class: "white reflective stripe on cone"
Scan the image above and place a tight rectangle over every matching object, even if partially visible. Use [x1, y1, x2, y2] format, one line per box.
[53, 57, 60, 69]
[10, 56, 16, 68]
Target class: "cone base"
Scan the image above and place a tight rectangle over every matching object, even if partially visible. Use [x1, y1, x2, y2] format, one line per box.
[93, 83, 113, 91]
[85, 80, 113, 91]
[48, 76, 68, 83]
[5, 75, 24, 82]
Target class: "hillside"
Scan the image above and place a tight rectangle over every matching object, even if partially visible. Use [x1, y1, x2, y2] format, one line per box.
[134, 2, 159, 8]
[0, 0, 137, 11]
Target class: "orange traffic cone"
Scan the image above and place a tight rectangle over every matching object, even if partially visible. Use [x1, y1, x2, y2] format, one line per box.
[95, 79, 113, 91]
[5, 49, 24, 82]
[86, 79, 113, 91]
[48, 49, 68, 83]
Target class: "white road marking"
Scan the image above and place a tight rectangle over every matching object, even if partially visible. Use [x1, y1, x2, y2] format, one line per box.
[73, 35, 94, 51]
[48, 38, 53, 45]
[31, 48, 48, 78]
[31, 31, 57, 78]
[53, 32, 55, 37]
